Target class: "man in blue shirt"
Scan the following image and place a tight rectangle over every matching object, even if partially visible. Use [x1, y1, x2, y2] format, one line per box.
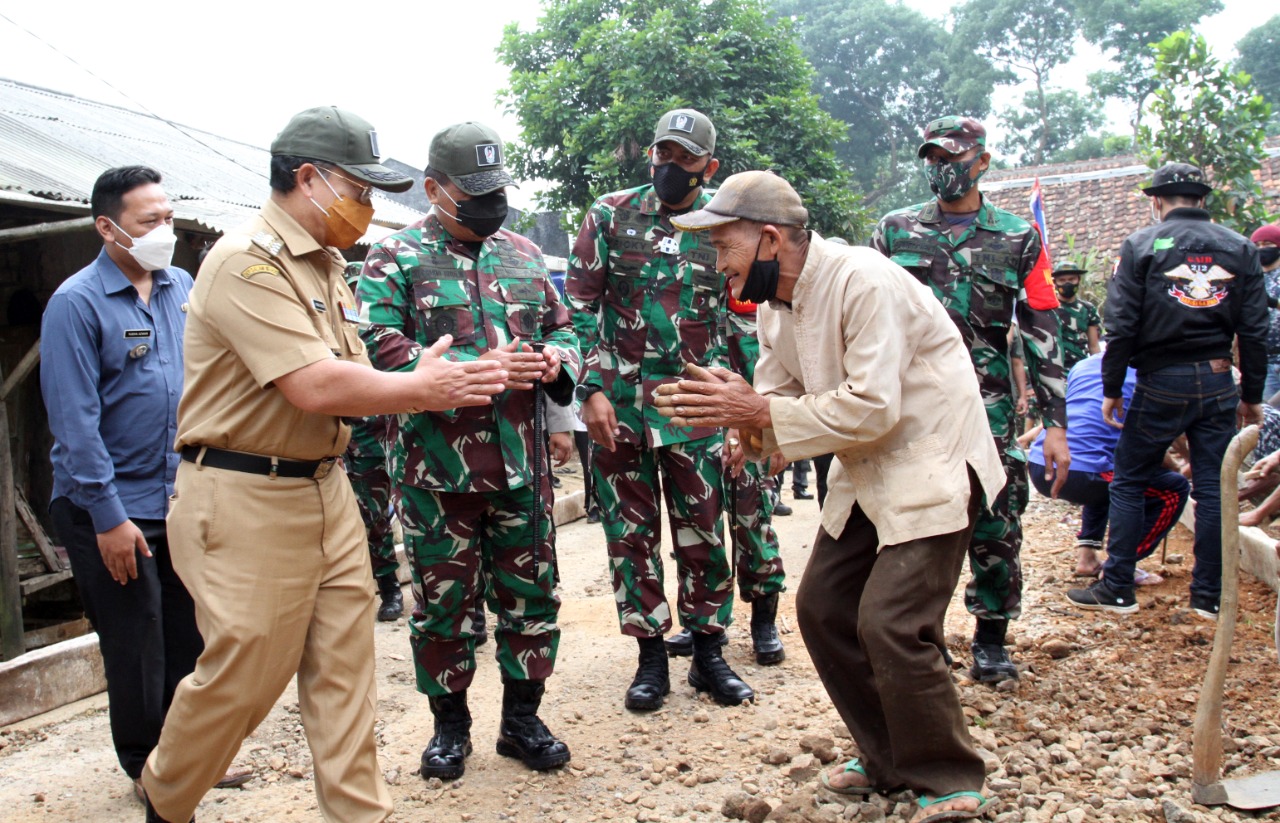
[40, 166, 242, 801]
[1028, 354, 1189, 590]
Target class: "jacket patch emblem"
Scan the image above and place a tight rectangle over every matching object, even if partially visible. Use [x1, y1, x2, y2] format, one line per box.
[1165, 257, 1234, 307]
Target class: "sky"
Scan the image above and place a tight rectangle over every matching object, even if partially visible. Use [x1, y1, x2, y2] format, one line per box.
[0, 1, 1267, 208]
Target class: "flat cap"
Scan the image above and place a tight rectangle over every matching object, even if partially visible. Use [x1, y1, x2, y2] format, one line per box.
[670, 170, 808, 232]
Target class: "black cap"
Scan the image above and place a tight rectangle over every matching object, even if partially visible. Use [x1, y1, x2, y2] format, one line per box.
[1142, 162, 1212, 198]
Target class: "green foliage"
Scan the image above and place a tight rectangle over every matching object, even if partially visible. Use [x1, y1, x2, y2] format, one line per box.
[1236, 15, 1280, 131]
[773, 0, 1000, 209]
[953, 0, 1078, 166]
[1075, 0, 1223, 138]
[999, 89, 1105, 167]
[1137, 31, 1274, 233]
[497, 0, 867, 238]
[1047, 132, 1134, 164]
[1058, 233, 1115, 317]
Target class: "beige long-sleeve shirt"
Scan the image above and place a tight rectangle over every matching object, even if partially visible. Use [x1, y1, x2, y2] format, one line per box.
[753, 234, 1006, 548]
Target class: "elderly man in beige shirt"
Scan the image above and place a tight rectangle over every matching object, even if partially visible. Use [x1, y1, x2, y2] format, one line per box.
[655, 171, 1004, 823]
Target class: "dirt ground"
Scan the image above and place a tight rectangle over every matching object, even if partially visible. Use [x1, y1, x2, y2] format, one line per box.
[4, 476, 1280, 822]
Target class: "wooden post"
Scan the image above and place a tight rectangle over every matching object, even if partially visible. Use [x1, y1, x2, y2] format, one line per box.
[0, 360, 24, 661]
[0, 216, 95, 246]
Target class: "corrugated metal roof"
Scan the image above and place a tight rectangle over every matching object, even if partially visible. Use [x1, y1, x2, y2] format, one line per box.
[0, 79, 427, 243]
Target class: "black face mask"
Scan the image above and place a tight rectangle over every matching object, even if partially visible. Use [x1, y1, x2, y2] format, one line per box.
[651, 161, 706, 205]
[1261, 247, 1280, 267]
[738, 232, 781, 303]
[1056, 283, 1078, 300]
[438, 185, 508, 238]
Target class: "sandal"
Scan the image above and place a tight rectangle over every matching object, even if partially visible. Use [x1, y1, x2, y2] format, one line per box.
[1134, 568, 1164, 587]
[818, 757, 874, 795]
[914, 790, 996, 822]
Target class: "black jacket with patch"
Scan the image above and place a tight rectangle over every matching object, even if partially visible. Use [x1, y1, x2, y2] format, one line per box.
[1103, 208, 1268, 402]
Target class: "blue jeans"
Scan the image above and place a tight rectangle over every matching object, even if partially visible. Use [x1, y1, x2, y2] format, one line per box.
[1030, 463, 1189, 554]
[1264, 360, 1280, 405]
[1103, 363, 1237, 599]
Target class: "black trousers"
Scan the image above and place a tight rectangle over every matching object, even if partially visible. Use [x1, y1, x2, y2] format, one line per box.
[51, 498, 203, 779]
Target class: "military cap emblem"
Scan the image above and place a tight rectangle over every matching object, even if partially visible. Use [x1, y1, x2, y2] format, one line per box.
[670, 114, 694, 133]
[476, 144, 502, 167]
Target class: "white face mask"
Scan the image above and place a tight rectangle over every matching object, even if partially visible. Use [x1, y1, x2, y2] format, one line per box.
[110, 219, 177, 271]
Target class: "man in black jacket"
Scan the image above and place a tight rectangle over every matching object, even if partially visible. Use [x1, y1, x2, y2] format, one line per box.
[1068, 162, 1268, 618]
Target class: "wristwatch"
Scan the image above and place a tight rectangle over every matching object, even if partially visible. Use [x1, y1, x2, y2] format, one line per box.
[575, 384, 603, 402]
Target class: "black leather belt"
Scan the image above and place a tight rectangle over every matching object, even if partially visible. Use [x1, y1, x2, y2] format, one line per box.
[180, 446, 337, 479]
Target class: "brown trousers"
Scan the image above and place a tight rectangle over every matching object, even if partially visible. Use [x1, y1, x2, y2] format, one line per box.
[796, 476, 985, 797]
[142, 462, 392, 822]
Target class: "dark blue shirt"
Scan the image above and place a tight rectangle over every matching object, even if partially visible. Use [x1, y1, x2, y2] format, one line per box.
[1030, 353, 1135, 474]
[40, 248, 191, 532]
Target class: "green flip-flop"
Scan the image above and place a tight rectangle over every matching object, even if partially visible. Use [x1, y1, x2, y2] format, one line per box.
[915, 790, 997, 822]
[818, 757, 874, 796]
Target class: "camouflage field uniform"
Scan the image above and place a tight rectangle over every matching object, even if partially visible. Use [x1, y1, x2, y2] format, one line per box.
[725, 300, 785, 601]
[872, 199, 1067, 621]
[358, 214, 580, 696]
[1056, 299, 1101, 372]
[343, 265, 399, 582]
[566, 183, 733, 638]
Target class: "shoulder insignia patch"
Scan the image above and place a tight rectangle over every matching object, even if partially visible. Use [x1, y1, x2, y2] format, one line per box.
[241, 263, 281, 279]
[250, 231, 284, 257]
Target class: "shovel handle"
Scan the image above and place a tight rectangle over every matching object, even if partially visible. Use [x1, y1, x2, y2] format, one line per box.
[1192, 424, 1259, 792]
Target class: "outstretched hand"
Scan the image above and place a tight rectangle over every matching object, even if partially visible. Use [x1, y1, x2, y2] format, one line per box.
[654, 363, 771, 430]
[411, 335, 507, 410]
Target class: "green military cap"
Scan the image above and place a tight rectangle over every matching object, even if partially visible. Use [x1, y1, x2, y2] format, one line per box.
[651, 108, 717, 157]
[917, 115, 987, 158]
[671, 170, 808, 231]
[1052, 262, 1088, 277]
[272, 106, 413, 193]
[1142, 162, 1212, 198]
[427, 122, 517, 196]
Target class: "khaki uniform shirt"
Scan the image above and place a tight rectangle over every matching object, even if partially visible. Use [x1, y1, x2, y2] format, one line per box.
[752, 235, 1006, 548]
[176, 199, 368, 460]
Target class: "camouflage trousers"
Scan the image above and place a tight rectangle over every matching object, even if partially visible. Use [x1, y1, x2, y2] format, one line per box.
[397, 482, 560, 696]
[964, 440, 1029, 622]
[726, 459, 785, 601]
[593, 436, 733, 637]
[345, 455, 398, 580]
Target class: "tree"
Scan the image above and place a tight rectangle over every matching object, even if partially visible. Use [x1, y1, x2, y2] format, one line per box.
[999, 89, 1105, 167]
[1075, 0, 1223, 140]
[497, 0, 867, 239]
[952, 0, 1079, 167]
[1137, 32, 1274, 233]
[773, 0, 1002, 210]
[1047, 132, 1134, 164]
[1236, 15, 1280, 131]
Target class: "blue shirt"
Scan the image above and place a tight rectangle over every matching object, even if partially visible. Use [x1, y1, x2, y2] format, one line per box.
[40, 248, 191, 532]
[1030, 353, 1135, 474]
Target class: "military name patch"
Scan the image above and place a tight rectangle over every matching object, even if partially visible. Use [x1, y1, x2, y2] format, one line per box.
[241, 264, 280, 279]
[476, 143, 502, 167]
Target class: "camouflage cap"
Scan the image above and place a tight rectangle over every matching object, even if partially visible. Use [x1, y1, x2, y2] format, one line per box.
[427, 122, 518, 196]
[1052, 262, 1088, 277]
[651, 108, 716, 157]
[271, 106, 414, 193]
[670, 170, 808, 232]
[1142, 162, 1211, 198]
[916, 115, 987, 159]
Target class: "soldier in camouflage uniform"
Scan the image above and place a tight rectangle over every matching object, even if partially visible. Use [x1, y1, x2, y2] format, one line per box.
[871, 115, 1070, 684]
[567, 108, 754, 710]
[665, 296, 787, 665]
[358, 123, 579, 781]
[342, 263, 404, 622]
[1051, 262, 1102, 371]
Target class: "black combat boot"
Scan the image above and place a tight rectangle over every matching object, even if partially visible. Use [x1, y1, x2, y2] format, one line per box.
[750, 593, 785, 665]
[688, 632, 755, 706]
[625, 636, 670, 710]
[664, 627, 727, 657]
[420, 691, 472, 780]
[970, 619, 1018, 683]
[496, 678, 571, 770]
[376, 574, 403, 622]
[472, 596, 489, 647]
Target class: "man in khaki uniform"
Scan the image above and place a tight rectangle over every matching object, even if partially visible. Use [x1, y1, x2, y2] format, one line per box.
[139, 107, 507, 823]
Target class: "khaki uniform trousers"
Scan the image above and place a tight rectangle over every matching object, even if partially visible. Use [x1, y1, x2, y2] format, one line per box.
[142, 460, 392, 822]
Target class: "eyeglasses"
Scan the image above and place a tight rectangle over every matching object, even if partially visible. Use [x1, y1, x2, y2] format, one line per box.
[299, 166, 373, 205]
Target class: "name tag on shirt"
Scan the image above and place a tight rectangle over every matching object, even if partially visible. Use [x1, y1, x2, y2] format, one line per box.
[312, 298, 327, 313]
[124, 329, 152, 339]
